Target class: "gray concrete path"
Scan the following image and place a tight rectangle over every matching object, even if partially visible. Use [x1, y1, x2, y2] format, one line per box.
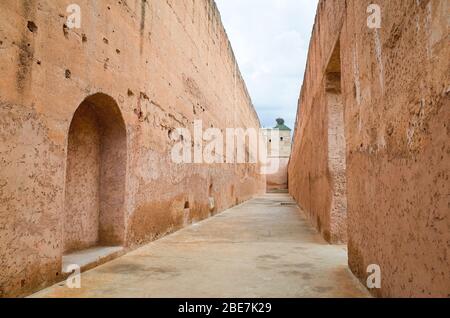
[32, 194, 369, 298]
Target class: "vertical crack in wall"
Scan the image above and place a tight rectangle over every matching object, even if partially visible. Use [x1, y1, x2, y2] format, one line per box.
[140, 0, 146, 54]
[16, 0, 36, 96]
[373, 29, 385, 94]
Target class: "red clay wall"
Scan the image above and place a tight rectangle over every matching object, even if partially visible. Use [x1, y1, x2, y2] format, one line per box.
[0, 0, 265, 297]
[289, 0, 347, 244]
[289, 0, 449, 297]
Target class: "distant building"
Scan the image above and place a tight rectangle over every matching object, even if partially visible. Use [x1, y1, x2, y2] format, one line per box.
[262, 119, 292, 192]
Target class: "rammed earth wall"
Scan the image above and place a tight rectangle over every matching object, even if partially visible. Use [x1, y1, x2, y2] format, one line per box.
[0, 0, 265, 297]
[289, 0, 449, 297]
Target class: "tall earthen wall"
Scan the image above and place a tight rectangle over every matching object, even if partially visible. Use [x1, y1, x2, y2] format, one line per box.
[289, 0, 449, 297]
[0, 0, 265, 297]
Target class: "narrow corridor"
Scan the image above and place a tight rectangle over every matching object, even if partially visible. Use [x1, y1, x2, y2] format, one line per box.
[33, 194, 369, 298]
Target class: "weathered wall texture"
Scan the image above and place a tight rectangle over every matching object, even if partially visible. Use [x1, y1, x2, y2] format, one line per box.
[289, 0, 449, 297]
[0, 0, 265, 297]
[289, 0, 347, 244]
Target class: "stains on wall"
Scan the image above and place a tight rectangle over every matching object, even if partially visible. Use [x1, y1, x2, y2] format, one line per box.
[16, 1, 37, 94]
[0, 102, 63, 297]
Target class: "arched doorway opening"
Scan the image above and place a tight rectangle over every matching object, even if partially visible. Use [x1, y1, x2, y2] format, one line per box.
[63, 93, 127, 254]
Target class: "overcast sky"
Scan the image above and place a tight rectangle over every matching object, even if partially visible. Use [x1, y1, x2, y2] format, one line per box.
[215, 0, 319, 130]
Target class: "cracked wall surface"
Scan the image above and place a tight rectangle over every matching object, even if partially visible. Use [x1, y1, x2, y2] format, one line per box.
[289, 0, 449, 297]
[0, 0, 265, 297]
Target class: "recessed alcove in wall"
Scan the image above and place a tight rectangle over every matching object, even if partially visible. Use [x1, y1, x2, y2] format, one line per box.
[63, 93, 127, 258]
[325, 40, 348, 243]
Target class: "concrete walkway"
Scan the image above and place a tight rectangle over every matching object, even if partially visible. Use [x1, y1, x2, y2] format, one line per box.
[32, 194, 369, 298]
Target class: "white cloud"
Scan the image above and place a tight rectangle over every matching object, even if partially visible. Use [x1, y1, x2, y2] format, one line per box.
[215, 0, 318, 129]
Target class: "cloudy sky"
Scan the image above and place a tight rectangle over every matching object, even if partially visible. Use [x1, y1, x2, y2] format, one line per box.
[215, 0, 318, 130]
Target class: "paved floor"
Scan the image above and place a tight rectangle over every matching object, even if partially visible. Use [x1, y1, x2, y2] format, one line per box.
[32, 194, 369, 298]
